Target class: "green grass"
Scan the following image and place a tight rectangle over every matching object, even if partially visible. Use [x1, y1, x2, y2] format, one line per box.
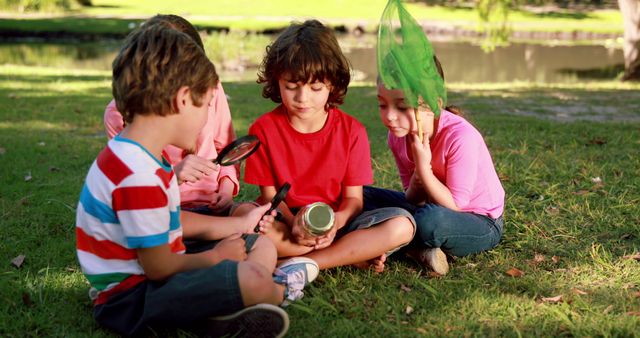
[0, 0, 624, 35]
[1, 64, 639, 336]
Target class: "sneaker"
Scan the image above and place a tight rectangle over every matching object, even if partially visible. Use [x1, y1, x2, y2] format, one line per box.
[409, 247, 449, 275]
[205, 303, 289, 338]
[273, 257, 319, 305]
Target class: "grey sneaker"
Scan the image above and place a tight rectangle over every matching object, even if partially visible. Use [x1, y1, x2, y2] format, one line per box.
[409, 247, 449, 275]
[273, 257, 319, 305]
[206, 303, 289, 338]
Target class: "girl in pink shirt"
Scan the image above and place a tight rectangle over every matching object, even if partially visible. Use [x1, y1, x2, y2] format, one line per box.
[365, 56, 505, 275]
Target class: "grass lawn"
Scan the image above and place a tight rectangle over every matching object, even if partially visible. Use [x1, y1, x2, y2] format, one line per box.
[0, 0, 624, 35]
[0, 64, 639, 336]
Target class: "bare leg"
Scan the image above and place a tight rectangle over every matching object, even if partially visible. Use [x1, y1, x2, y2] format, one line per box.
[304, 216, 413, 270]
[352, 254, 387, 273]
[237, 261, 285, 306]
[247, 235, 278, 273]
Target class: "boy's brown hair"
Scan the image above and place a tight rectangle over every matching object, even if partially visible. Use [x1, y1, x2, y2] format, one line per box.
[257, 19, 350, 109]
[112, 24, 218, 124]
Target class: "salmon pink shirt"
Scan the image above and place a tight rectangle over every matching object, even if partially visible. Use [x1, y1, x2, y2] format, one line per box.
[104, 82, 239, 207]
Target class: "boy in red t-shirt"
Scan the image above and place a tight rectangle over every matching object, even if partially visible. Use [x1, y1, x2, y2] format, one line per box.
[235, 20, 416, 272]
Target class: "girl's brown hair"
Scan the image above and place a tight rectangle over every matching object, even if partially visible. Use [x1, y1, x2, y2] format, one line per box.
[112, 24, 218, 124]
[432, 55, 463, 116]
[257, 20, 350, 110]
[145, 14, 205, 50]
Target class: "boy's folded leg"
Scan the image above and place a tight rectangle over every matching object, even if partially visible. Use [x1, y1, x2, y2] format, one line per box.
[272, 257, 319, 306]
[205, 303, 289, 338]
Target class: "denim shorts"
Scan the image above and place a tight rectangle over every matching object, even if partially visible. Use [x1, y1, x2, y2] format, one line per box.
[336, 207, 416, 256]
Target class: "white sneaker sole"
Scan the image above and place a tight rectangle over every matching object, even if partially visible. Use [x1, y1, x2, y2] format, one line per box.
[424, 248, 449, 275]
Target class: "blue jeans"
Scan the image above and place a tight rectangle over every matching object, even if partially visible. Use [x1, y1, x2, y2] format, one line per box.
[363, 186, 503, 257]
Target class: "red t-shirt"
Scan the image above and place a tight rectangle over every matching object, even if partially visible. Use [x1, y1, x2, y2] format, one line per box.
[245, 105, 373, 210]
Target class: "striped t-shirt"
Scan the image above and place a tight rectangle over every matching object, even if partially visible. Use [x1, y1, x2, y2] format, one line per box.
[76, 135, 185, 305]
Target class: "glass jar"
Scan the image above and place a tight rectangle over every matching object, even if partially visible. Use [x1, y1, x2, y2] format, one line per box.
[299, 202, 335, 237]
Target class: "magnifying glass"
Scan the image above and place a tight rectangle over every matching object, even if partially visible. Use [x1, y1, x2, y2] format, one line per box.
[212, 135, 260, 166]
[254, 182, 291, 233]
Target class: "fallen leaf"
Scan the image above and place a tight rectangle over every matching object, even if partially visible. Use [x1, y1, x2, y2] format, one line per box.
[545, 206, 560, 215]
[506, 267, 524, 277]
[572, 288, 588, 295]
[22, 293, 33, 307]
[621, 233, 634, 240]
[626, 312, 640, 317]
[416, 328, 427, 334]
[573, 189, 590, 196]
[400, 284, 412, 292]
[541, 295, 563, 303]
[11, 255, 25, 268]
[591, 176, 602, 184]
[533, 254, 546, 263]
[405, 305, 414, 315]
[400, 321, 408, 325]
[587, 137, 606, 146]
[603, 305, 614, 314]
[66, 266, 77, 272]
[24, 172, 32, 182]
[551, 256, 560, 264]
[623, 253, 640, 261]
[0, 147, 5, 155]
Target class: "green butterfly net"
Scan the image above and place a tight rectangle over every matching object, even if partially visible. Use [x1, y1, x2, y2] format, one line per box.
[377, 0, 447, 118]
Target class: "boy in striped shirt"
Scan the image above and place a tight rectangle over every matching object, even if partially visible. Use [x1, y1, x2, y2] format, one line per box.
[75, 23, 317, 337]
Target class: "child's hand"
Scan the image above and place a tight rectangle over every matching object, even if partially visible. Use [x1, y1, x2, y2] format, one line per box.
[209, 191, 233, 214]
[313, 225, 337, 250]
[409, 131, 432, 171]
[210, 233, 246, 262]
[244, 203, 276, 234]
[291, 211, 317, 247]
[175, 154, 217, 185]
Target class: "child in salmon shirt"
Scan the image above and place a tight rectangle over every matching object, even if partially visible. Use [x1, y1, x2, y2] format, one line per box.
[104, 14, 238, 216]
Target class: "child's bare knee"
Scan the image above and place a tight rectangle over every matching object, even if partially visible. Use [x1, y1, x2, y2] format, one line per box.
[384, 217, 415, 245]
[237, 261, 276, 305]
[250, 235, 278, 268]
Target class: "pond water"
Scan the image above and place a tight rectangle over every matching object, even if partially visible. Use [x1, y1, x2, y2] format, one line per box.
[0, 35, 624, 83]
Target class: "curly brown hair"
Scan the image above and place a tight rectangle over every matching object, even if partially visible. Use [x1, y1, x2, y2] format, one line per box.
[112, 24, 218, 124]
[257, 19, 350, 109]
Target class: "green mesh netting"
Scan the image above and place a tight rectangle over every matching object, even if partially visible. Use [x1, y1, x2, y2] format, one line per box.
[377, 0, 447, 117]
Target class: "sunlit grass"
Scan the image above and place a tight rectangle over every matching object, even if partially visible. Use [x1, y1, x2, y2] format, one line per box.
[0, 65, 638, 336]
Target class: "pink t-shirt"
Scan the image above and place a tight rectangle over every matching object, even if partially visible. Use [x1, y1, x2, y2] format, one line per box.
[388, 110, 504, 219]
[244, 105, 373, 210]
[104, 82, 239, 207]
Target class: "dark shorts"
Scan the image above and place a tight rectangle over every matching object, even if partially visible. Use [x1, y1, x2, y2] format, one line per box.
[94, 234, 260, 336]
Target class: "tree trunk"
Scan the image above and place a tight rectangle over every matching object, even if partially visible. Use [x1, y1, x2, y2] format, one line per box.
[618, 0, 640, 81]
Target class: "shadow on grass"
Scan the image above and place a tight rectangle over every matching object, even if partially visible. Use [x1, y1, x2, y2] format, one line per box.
[558, 64, 625, 80]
